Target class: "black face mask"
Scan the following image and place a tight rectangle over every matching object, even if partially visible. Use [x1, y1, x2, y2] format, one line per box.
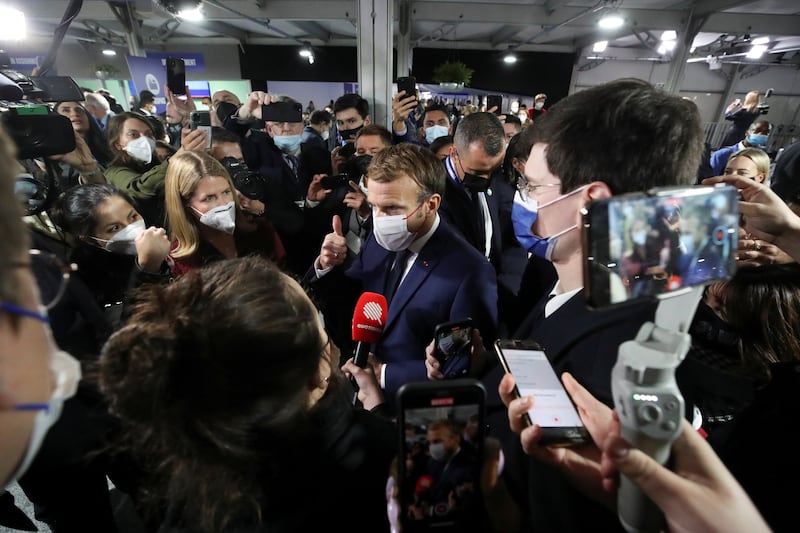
[690, 301, 741, 351]
[339, 124, 364, 141]
[216, 101, 239, 125]
[462, 172, 490, 193]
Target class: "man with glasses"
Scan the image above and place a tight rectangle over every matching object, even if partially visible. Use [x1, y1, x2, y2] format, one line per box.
[484, 79, 704, 532]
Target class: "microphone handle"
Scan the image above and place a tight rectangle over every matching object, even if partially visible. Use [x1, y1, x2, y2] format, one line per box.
[353, 341, 370, 367]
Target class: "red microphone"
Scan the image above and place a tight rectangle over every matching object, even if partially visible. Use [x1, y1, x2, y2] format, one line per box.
[351, 292, 388, 368]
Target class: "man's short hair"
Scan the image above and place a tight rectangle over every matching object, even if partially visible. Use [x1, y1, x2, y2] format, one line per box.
[211, 126, 242, 146]
[518, 78, 703, 195]
[424, 104, 450, 122]
[139, 90, 155, 105]
[453, 112, 505, 157]
[368, 143, 446, 199]
[83, 92, 110, 112]
[750, 120, 772, 135]
[333, 93, 369, 120]
[355, 124, 392, 148]
[309, 110, 332, 125]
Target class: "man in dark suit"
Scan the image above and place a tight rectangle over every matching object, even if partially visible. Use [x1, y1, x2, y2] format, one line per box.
[225, 91, 331, 275]
[486, 79, 705, 531]
[439, 112, 528, 335]
[308, 143, 497, 403]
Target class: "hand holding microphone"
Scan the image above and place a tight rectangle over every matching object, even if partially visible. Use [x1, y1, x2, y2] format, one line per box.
[349, 292, 388, 406]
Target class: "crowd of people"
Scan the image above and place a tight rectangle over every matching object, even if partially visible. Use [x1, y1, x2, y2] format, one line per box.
[1, 75, 799, 533]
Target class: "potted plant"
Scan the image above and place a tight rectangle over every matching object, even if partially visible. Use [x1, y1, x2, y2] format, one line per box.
[93, 63, 120, 80]
[432, 61, 474, 90]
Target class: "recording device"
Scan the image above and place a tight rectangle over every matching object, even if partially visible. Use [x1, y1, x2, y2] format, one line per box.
[166, 57, 186, 95]
[350, 292, 388, 405]
[612, 322, 689, 532]
[486, 94, 502, 115]
[494, 339, 589, 446]
[757, 87, 773, 114]
[396, 379, 485, 533]
[582, 185, 739, 309]
[189, 110, 212, 148]
[220, 157, 267, 202]
[320, 174, 350, 190]
[338, 141, 356, 158]
[261, 101, 303, 123]
[433, 319, 473, 379]
[397, 76, 417, 100]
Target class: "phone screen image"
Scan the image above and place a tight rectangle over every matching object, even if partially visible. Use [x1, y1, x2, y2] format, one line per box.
[166, 58, 186, 95]
[397, 380, 485, 533]
[499, 347, 584, 428]
[435, 323, 473, 378]
[584, 185, 739, 308]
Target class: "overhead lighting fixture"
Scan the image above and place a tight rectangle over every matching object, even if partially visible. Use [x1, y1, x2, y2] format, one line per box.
[102, 48, 117, 56]
[593, 40, 608, 52]
[299, 44, 314, 64]
[598, 11, 624, 30]
[503, 52, 517, 64]
[746, 44, 768, 59]
[0, 7, 26, 40]
[158, 1, 203, 20]
[752, 36, 770, 45]
[177, 7, 203, 20]
[661, 30, 677, 41]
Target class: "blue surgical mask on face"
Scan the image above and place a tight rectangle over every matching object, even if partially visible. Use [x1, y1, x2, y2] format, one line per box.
[425, 125, 449, 145]
[511, 186, 587, 261]
[748, 133, 768, 147]
[273, 134, 303, 153]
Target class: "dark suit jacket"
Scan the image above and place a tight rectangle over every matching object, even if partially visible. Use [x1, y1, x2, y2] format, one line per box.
[308, 218, 498, 401]
[483, 290, 657, 532]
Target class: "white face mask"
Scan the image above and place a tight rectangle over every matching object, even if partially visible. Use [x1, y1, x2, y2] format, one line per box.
[7, 310, 81, 484]
[428, 442, 447, 461]
[193, 201, 236, 234]
[91, 219, 146, 255]
[123, 136, 155, 164]
[372, 201, 425, 252]
[535, 101, 545, 110]
[321, 130, 330, 141]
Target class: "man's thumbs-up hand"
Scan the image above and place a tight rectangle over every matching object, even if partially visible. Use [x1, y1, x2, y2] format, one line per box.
[318, 214, 348, 270]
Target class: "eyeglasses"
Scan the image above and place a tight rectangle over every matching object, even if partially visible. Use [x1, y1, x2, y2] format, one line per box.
[3, 250, 78, 310]
[515, 176, 561, 202]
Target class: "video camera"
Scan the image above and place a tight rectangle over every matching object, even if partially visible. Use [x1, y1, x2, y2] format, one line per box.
[220, 157, 269, 202]
[0, 51, 86, 215]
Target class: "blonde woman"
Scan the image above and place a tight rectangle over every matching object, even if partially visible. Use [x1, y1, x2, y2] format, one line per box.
[165, 151, 284, 277]
[724, 147, 770, 183]
[721, 90, 763, 147]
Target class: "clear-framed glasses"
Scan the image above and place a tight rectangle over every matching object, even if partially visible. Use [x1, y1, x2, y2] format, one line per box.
[515, 176, 561, 203]
[4, 250, 78, 310]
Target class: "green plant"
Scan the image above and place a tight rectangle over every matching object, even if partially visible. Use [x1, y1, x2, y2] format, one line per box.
[432, 61, 474, 85]
[93, 63, 120, 77]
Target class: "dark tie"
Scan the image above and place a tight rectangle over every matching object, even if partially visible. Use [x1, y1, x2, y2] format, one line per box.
[469, 190, 487, 254]
[384, 249, 411, 306]
[284, 154, 299, 179]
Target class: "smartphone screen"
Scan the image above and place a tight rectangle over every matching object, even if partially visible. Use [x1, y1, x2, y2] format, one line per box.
[397, 380, 485, 533]
[494, 340, 588, 445]
[583, 185, 739, 308]
[434, 319, 473, 379]
[261, 101, 303, 123]
[166, 57, 186, 95]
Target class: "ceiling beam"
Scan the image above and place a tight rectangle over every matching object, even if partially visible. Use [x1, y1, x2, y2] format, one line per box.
[544, 0, 573, 16]
[490, 25, 523, 48]
[691, 0, 754, 17]
[179, 19, 249, 42]
[289, 21, 332, 43]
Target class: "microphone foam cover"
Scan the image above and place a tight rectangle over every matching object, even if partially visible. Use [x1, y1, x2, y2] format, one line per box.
[351, 292, 387, 344]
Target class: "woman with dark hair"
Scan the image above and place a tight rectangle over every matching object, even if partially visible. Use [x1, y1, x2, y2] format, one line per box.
[50, 183, 171, 329]
[99, 256, 397, 532]
[54, 101, 114, 168]
[49, 101, 114, 188]
[104, 111, 208, 225]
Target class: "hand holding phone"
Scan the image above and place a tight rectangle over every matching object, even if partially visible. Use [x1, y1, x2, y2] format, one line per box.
[494, 339, 589, 446]
[434, 319, 474, 379]
[396, 76, 417, 100]
[166, 57, 186, 96]
[189, 110, 212, 149]
[260, 101, 303, 123]
[486, 94, 502, 115]
[320, 173, 350, 190]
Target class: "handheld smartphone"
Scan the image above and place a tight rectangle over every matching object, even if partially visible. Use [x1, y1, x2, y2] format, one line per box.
[320, 173, 350, 190]
[166, 57, 186, 95]
[486, 94, 502, 115]
[494, 339, 589, 446]
[396, 76, 417, 100]
[396, 379, 485, 533]
[189, 110, 212, 148]
[433, 319, 474, 379]
[261, 101, 303, 123]
[582, 184, 739, 309]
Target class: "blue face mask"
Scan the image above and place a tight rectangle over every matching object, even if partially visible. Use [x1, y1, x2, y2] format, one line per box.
[511, 186, 587, 261]
[747, 133, 768, 147]
[273, 134, 303, 153]
[425, 125, 449, 145]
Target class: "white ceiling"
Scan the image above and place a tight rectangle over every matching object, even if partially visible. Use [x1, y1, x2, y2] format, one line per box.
[16, 0, 800, 66]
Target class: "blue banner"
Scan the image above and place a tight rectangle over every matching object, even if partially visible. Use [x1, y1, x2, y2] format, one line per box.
[125, 55, 168, 113]
[145, 52, 206, 72]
